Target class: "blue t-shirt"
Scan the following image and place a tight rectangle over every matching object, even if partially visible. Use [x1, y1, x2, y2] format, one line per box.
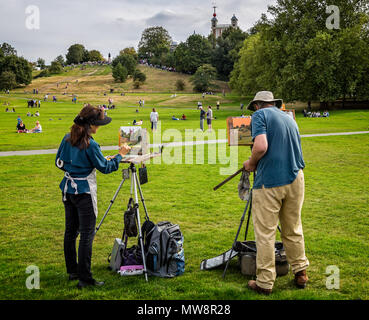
[55, 134, 122, 194]
[251, 107, 305, 189]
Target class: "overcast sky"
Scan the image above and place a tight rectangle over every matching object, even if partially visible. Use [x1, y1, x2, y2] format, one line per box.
[0, 0, 276, 63]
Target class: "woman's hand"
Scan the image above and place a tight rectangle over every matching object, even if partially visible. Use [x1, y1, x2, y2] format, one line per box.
[119, 144, 131, 157]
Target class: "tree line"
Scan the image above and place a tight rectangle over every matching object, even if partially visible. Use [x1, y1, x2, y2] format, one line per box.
[230, 0, 369, 106]
[137, 26, 247, 91]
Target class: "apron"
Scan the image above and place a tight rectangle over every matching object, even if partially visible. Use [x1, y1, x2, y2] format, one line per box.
[63, 169, 98, 218]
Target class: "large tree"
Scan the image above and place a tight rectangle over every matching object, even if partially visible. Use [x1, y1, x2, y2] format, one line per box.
[138, 26, 172, 63]
[190, 64, 217, 92]
[120, 47, 138, 61]
[66, 44, 86, 65]
[0, 55, 32, 86]
[211, 27, 247, 80]
[54, 55, 65, 66]
[112, 63, 128, 83]
[174, 34, 213, 74]
[112, 53, 137, 75]
[88, 50, 104, 62]
[49, 60, 63, 74]
[230, 0, 369, 104]
[0, 43, 17, 57]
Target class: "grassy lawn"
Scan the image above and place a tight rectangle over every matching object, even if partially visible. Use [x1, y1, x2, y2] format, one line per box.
[0, 102, 368, 299]
[0, 85, 368, 300]
[1, 94, 368, 152]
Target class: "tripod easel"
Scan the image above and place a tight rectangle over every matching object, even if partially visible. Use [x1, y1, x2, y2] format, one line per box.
[95, 161, 151, 282]
[214, 168, 282, 279]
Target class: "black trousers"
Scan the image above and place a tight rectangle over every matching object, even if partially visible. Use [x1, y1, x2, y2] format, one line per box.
[63, 193, 96, 283]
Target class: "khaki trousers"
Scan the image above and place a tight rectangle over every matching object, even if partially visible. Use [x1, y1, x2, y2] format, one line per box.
[252, 170, 309, 290]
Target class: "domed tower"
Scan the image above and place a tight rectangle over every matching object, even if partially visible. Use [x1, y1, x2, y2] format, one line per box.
[231, 14, 238, 28]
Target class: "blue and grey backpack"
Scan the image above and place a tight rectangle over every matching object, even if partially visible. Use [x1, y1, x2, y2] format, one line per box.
[144, 221, 185, 278]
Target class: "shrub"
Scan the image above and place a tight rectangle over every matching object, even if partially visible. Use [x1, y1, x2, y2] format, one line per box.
[133, 81, 141, 89]
[133, 70, 146, 83]
[112, 63, 128, 83]
[175, 79, 185, 91]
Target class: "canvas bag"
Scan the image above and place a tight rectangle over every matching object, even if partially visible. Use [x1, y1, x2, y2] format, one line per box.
[236, 240, 289, 276]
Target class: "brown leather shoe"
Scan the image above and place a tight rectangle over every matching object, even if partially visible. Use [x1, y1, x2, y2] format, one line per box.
[247, 280, 272, 295]
[294, 270, 308, 289]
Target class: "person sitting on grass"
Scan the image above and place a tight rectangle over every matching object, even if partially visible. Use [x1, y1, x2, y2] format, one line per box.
[35, 111, 40, 117]
[172, 115, 179, 120]
[181, 114, 187, 120]
[17, 121, 27, 133]
[30, 120, 42, 133]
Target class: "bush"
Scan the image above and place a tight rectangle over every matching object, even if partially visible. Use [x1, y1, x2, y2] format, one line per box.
[133, 81, 141, 89]
[112, 63, 128, 83]
[175, 79, 185, 91]
[49, 61, 63, 74]
[33, 69, 50, 79]
[133, 70, 146, 83]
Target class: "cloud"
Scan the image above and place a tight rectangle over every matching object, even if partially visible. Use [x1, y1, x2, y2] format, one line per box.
[0, 0, 276, 63]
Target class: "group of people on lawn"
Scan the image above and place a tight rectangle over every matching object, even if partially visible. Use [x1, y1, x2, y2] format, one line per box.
[16, 115, 42, 133]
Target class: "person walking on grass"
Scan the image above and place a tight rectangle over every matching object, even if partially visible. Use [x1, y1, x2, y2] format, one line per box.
[150, 108, 159, 131]
[199, 106, 206, 131]
[206, 106, 213, 132]
[243, 91, 309, 295]
[55, 104, 130, 289]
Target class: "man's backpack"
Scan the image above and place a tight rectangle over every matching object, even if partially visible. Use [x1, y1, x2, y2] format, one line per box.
[145, 221, 185, 278]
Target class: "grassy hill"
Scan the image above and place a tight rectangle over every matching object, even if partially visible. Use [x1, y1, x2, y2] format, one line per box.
[23, 64, 230, 95]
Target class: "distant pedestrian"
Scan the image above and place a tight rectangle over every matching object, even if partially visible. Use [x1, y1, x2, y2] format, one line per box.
[150, 108, 159, 131]
[199, 106, 206, 131]
[206, 106, 213, 132]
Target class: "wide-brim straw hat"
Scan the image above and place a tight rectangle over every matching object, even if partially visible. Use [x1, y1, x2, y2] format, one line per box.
[247, 91, 283, 111]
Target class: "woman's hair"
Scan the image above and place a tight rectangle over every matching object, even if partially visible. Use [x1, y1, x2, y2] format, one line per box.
[67, 104, 103, 149]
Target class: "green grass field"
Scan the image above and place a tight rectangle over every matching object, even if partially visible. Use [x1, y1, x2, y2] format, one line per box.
[0, 81, 369, 300]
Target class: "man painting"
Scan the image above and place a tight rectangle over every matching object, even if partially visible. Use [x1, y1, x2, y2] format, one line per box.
[244, 91, 309, 295]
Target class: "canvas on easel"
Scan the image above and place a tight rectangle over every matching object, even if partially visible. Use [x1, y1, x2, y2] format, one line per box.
[227, 116, 253, 146]
[119, 127, 148, 161]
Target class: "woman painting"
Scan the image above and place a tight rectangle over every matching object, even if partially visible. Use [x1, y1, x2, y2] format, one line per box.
[55, 104, 130, 289]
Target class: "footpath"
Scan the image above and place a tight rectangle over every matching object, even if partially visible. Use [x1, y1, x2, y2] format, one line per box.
[0, 131, 368, 157]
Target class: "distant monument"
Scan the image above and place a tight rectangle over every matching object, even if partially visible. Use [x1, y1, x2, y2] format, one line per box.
[211, 5, 239, 39]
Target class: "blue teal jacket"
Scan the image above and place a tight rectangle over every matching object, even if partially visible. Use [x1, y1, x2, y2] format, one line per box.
[55, 134, 122, 195]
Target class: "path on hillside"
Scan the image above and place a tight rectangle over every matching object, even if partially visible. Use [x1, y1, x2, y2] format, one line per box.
[39, 68, 99, 92]
[0, 131, 368, 157]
